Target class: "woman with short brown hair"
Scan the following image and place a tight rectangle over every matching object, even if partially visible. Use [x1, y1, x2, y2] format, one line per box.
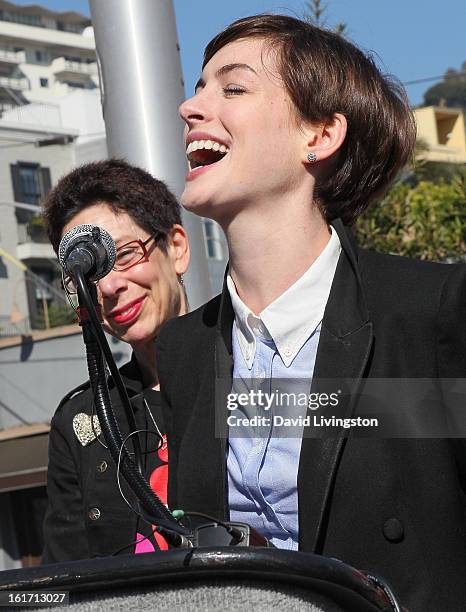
[157, 14, 466, 612]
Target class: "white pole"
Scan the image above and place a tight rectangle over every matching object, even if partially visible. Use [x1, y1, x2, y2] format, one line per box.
[89, 0, 212, 309]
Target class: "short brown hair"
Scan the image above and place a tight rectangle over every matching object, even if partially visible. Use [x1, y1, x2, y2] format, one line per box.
[203, 14, 416, 225]
[44, 159, 182, 253]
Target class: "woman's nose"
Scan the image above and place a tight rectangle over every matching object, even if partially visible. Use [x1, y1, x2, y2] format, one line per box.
[179, 91, 208, 127]
[97, 269, 128, 300]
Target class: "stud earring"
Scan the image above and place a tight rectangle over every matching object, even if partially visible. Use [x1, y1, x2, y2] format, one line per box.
[307, 152, 317, 163]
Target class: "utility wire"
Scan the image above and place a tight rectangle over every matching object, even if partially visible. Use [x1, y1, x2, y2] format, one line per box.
[403, 69, 466, 87]
[0, 130, 106, 150]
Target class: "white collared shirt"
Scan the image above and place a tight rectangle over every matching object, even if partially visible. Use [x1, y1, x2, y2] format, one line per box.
[227, 227, 341, 368]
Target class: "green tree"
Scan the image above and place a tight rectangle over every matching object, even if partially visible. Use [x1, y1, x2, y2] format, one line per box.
[35, 304, 77, 330]
[356, 172, 466, 261]
[304, 0, 346, 34]
[423, 62, 466, 109]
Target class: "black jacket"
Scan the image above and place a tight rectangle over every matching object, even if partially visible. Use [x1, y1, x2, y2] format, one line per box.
[42, 357, 166, 564]
[156, 219, 466, 612]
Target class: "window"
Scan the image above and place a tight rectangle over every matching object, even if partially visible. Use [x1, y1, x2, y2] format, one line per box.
[39, 77, 48, 88]
[32, 267, 53, 300]
[203, 220, 224, 260]
[10, 163, 51, 206]
[1, 11, 43, 27]
[57, 22, 82, 34]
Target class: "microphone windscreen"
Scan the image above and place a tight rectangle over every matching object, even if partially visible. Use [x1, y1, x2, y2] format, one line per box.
[58, 224, 117, 281]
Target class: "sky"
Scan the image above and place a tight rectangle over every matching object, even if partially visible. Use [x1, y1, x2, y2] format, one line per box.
[13, 0, 466, 106]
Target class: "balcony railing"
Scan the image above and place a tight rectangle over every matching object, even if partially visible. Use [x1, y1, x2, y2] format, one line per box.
[0, 101, 62, 127]
[16, 222, 55, 261]
[0, 75, 28, 90]
[422, 145, 466, 164]
[51, 57, 97, 80]
[0, 49, 26, 64]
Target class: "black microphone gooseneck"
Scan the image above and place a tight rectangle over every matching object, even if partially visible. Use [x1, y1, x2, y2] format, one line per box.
[59, 225, 188, 544]
[60, 224, 144, 477]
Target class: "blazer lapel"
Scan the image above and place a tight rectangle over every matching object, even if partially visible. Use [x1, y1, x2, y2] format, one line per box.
[213, 283, 235, 519]
[166, 286, 233, 520]
[298, 219, 374, 553]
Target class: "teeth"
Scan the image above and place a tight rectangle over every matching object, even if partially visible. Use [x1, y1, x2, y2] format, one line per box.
[115, 305, 135, 317]
[186, 139, 229, 155]
[118, 308, 132, 316]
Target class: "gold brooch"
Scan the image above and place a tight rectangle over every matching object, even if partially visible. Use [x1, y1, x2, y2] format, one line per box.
[73, 413, 102, 447]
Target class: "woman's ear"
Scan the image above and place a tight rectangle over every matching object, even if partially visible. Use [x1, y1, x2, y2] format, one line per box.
[167, 224, 190, 275]
[302, 113, 347, 164]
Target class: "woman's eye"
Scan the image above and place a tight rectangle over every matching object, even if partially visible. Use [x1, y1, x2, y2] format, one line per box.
[117, 249, 137, 262]
[223, 85, 246, 96]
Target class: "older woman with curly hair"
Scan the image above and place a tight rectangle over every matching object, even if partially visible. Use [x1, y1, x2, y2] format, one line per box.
[42, 159, 189, 562]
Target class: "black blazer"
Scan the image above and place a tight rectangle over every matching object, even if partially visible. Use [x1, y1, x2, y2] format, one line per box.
[156, 219, 466, 612]
[42, 357, 166, 564]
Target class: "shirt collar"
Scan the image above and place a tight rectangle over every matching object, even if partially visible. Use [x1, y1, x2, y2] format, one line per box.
[227, 227, 341, 367]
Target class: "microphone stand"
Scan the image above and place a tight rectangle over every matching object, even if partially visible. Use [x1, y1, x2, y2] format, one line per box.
[73, 264, 190, 546]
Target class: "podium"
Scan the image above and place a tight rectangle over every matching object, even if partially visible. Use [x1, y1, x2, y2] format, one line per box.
[0, 548, 399, 611]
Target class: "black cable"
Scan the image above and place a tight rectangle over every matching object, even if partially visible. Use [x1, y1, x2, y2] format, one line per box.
[111, 526, 159, 556]
[114, 424, 190, 541]
[115, 431, 192, 542]
[73, 265, 189, 538]
[73, 265, 144, 477]
[183, 511, 244, 542]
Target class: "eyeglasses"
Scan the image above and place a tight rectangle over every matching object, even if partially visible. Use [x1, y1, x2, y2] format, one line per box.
[62, 233, 161, 296]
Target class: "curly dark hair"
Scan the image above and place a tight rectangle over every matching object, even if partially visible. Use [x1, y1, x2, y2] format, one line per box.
[203, 14, 416, 225]
[43, 158, 182, 253]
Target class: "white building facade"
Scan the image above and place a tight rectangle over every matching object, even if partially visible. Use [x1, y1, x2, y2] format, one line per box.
[0, 0, 97, 112]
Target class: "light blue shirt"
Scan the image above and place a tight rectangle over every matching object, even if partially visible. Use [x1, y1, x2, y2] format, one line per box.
[226, 228, 341, 549]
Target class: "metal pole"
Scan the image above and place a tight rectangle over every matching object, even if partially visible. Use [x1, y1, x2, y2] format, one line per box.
[41, 295, 50, 330]
[89, 0, 212, 309]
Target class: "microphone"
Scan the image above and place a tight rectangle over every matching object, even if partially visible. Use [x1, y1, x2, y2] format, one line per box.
[58, 224, 116, 283]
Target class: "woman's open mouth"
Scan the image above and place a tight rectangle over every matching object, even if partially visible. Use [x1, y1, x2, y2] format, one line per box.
[108, 296, 146, 325]
[186, 139, 229, 180]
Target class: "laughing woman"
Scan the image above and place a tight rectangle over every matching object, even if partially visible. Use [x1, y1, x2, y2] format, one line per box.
[41, 159, 189, 562]
[155, 14, 466, 612]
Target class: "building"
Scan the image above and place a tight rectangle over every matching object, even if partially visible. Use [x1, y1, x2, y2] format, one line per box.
[414, 105, 466, 164]
[0, 94, 107, 335]
[0, 0, 96, 113]
[0, 0, 106, 335]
